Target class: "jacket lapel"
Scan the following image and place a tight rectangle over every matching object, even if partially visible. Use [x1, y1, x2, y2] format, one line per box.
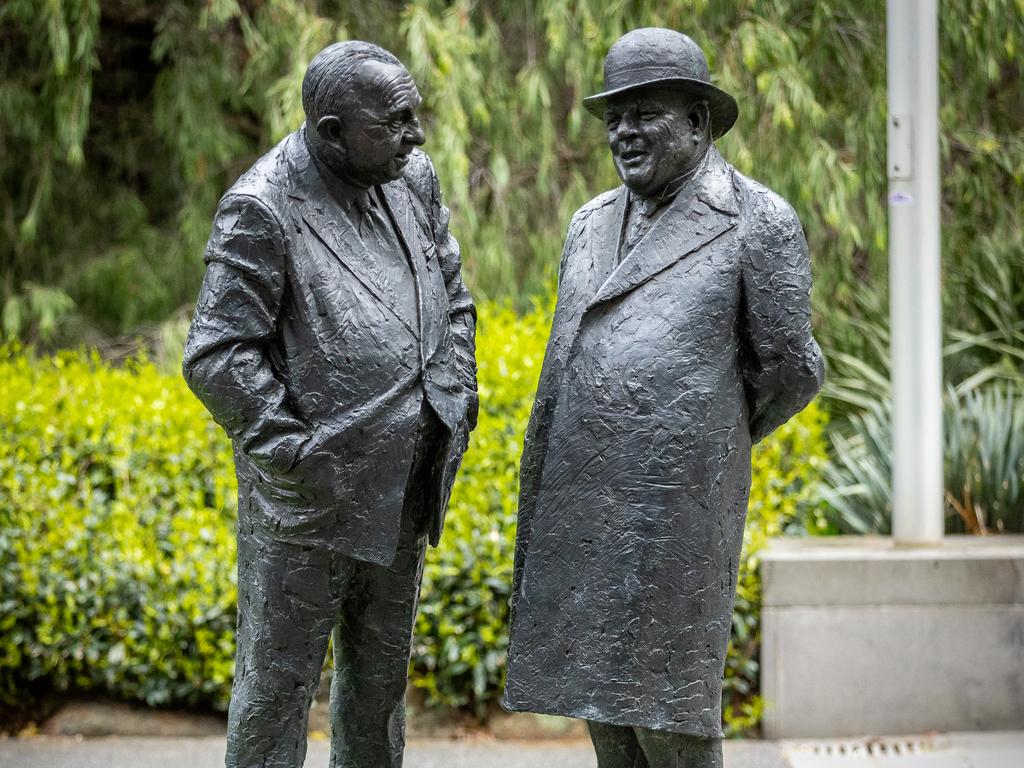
[587, 149, 739, 311]
[379, 182, 427, 339]
[287, 139, 419, 336]
[297, 201, 418, 337]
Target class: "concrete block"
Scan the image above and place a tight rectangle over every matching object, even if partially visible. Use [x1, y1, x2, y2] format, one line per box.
[760, 535, 1024, 738]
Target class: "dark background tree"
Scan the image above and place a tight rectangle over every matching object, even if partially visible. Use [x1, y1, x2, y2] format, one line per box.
[2, 1, 1021, 351]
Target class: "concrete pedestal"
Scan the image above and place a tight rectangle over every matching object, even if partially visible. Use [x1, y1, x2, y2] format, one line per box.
[760, 535, 1024, 738]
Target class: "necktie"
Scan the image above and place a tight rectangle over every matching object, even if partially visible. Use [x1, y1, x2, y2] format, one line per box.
[353, 191, 378, 237]
[622, 197, 655, 260]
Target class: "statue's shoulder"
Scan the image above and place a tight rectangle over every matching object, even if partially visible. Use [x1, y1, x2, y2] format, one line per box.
[400, 148, 439, 203]
[728, 166, 802, 233]
[222, 132, 298, 213]
[570, 188, 621, 230]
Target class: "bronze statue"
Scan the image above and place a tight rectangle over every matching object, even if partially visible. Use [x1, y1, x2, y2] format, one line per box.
[183, 41, 477, 768]
[502, 28, 823, 768]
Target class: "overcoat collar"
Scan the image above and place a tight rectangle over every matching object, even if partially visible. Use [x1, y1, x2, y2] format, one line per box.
[587, 147, 739, 311]
[285, 130, 422, 337]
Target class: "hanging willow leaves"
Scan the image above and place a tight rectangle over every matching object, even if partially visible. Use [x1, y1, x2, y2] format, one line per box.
[1, 0, 1021, 347]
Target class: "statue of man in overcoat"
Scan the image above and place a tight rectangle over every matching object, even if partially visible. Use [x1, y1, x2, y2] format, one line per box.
[183, 41, 477, 768]
[502, 28, 824, 768]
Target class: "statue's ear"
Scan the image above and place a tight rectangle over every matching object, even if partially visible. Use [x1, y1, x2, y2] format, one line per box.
[316, 115, 346, 151]
[688, 101, 710, 140]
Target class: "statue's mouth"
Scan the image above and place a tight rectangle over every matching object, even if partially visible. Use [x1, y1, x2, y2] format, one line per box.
[619, 148, 648, 164]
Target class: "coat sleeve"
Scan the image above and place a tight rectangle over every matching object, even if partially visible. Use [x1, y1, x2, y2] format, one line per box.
[405, 151, 479, 430]
[428, 166, 478, 430]
[182, 193, 311, 474]
[739, 193, 824, 443]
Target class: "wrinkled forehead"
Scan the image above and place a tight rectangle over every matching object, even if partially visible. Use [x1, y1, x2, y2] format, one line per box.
[605, 85, 699, 115]
[352, 59, 420, 110]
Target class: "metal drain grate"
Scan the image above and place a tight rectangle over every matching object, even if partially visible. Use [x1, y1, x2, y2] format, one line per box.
[782, 735, 973, 768]
[809, 738, 934, 758]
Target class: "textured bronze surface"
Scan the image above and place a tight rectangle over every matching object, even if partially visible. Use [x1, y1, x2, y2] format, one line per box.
[183, 41, 477, 768]
[503, 27, 823, 761]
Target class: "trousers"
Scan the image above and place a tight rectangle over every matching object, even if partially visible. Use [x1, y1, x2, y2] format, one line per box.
[225, 401, 445, 768]
[587, 721, 723, 768]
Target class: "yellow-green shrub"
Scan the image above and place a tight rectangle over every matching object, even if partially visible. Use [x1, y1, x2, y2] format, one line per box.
[0, 309, 827, 731]
[0, 346, 237, 709]
[410, 302, 551, 713]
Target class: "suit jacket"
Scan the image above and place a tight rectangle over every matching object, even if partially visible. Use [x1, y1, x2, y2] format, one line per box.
[502, 148, 823, 736]
[183, 130, 477, 566]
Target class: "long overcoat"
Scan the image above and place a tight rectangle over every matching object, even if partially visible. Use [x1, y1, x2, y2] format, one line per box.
[183, 131, 477, 567]
[502, 149, 823, 737]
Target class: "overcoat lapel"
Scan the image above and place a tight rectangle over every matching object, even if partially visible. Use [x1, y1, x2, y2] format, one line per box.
[589, 188, 629, 292]
[588, 150, 739, 311]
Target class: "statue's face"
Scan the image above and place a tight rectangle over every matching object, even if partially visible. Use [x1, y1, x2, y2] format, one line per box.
[605, 87, 707, 198]
[322, 60, 425, 187]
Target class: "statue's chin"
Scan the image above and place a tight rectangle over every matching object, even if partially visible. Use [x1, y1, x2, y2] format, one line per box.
[617, 165, 658, 198]
[351, 161, 406, 187]
[621, 178, 659, 198]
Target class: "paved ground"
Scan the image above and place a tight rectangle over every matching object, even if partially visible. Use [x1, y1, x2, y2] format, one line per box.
[1, 732, 1021, 767]
[0, 736, 786, 768]
[783, 732, 1024, 768]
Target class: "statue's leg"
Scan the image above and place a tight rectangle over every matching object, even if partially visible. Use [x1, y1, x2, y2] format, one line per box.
[328, 406, 441, 768]
[634, 727, 723, 768]
[328, 505, 428, 768]
[225, 521, 344, 768]
[587, 720, 650, 768]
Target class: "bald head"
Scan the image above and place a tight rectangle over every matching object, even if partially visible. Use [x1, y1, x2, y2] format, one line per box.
[302, 41, 425, 188]
[302, 41, 404, 123]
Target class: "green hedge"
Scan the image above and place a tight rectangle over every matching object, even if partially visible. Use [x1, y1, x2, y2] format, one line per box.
[0, 347, 238, 709]
[0, 306, 826, 732]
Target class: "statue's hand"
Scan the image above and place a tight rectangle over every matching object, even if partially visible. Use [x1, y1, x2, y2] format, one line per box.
[249, 446, 317, 506]
[465, 390, 480, 432]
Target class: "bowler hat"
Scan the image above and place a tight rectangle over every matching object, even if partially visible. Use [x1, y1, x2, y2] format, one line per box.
[583, 28, 739, 139]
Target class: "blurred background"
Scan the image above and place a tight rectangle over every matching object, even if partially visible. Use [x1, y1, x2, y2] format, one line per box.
[1, 0, 1022, 740]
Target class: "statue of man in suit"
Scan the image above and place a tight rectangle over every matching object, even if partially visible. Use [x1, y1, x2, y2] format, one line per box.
[183, 41, 477, 768]
[502, 28, 823, 768]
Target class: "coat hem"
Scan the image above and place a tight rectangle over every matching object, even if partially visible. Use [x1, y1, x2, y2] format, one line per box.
[500, 692, 724, 740]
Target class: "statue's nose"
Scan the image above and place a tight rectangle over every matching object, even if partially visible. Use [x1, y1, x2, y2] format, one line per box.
[405, 119, 425, 146]
[614, 114, 640, 141]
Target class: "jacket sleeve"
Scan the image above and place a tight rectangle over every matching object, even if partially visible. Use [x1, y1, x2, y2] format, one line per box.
[182, 193, 311, 473]
[739, 193, 825, 443]
[426, 160, 479, 429]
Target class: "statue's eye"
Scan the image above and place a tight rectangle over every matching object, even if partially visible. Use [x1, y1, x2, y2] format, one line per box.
[606, 117, 621, 130]
[640, 110, 660, 120]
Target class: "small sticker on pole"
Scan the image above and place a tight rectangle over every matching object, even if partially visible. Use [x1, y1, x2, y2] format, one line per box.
[888, 191, 914, 206]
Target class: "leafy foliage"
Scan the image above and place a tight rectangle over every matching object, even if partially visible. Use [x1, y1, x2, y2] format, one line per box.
[816, 220, 1024, 536]
[946, 384, 1024, 533]
[0, 345, 238, 709]
[818, 385, 1024, 535]
[410, 302, 549, 716]
[2, 1, 1022, 343]
[0, 307, 828, 731]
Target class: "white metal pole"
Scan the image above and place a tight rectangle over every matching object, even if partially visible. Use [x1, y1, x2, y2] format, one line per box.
[887, 0, 944, 544]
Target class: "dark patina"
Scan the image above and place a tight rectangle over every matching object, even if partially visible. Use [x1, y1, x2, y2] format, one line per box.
[503, 27, 823, 768]
[183, 41, 477, 768]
